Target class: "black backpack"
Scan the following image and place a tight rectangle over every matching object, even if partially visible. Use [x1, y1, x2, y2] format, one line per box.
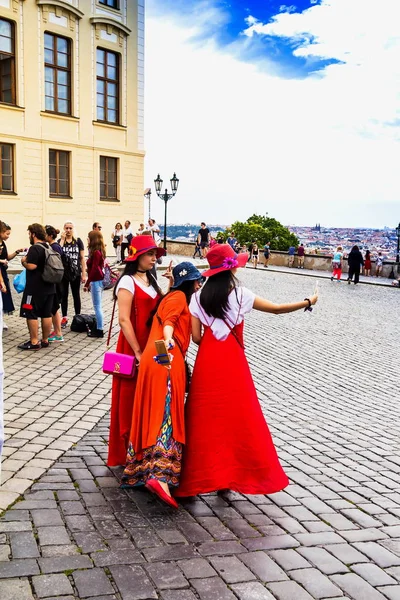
[42, 244, 64, 284]
[61, 252, 80, 282]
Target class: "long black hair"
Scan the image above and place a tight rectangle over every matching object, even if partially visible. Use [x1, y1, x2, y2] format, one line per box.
[113, 260, 162, 299]
[200, 270, 239, 320]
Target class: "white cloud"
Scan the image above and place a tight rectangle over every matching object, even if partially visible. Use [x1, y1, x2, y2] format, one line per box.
[144, 4, 400, 228]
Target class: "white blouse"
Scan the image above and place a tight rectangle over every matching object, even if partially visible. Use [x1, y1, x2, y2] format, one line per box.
[116, 275, 158, 298]
[190, 286, 255, 341]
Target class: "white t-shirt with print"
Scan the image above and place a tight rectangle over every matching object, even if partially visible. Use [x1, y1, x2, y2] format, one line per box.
[190, 285, 255, 341]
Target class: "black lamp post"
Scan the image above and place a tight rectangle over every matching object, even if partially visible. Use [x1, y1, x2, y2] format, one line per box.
[144, 188, 152, 220]
[154, 173, 179, 251]
[396, 222, 400, 272]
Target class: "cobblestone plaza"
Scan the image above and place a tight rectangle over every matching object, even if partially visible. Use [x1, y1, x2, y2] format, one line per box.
[1, 268, 400, 599]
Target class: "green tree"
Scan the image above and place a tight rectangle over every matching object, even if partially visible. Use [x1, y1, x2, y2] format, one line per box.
[226, 214, 298, 251]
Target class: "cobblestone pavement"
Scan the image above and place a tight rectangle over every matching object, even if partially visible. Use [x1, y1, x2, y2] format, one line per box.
[1, 268, 400, 599]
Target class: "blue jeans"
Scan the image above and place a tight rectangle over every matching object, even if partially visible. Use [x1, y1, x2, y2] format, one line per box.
[90, 280, 104, 330]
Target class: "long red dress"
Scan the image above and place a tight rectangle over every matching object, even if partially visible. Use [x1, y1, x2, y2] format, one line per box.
[175, 321, 289, 497]
[107, 281, 160, 467]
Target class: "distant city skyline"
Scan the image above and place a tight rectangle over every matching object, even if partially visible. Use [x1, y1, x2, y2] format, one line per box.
[144, 1, 400, 229]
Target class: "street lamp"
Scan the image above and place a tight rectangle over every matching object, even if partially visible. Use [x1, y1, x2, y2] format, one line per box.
[144, 188, 151, 220]
[154, 173, 179, 251]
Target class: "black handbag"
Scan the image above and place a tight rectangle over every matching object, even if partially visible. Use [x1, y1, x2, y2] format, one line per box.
[71, 314, 97, 333]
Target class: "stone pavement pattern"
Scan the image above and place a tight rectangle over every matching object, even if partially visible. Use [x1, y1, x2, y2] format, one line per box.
[1, 268, 400, 599]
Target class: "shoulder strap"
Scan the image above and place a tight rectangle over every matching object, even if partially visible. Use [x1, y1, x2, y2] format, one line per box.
[106, 276, 136, 348]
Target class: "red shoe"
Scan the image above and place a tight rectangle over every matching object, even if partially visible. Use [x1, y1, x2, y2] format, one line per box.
[145, 478, 178, 509]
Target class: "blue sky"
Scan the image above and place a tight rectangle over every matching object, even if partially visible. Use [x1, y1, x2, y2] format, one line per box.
[144, 0, 400, 228]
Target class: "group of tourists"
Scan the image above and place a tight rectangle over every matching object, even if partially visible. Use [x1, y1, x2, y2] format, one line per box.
[111, 219, 161, 263]
[331, 245, 385, 284]
[107, 234, 318, 508]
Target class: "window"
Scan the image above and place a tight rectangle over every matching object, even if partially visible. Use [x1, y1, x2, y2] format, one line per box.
[0, 143, 14, 193]
[0, 18, 16, 105]
[49, 149, 70, 197]
[99, 0, 119, 8]
[96, 48, 119, 124]
[100, 156, 118, 200]
[44, 32, 71, 115]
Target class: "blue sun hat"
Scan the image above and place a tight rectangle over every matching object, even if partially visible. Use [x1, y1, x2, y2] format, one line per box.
[171, 262, 203, 289]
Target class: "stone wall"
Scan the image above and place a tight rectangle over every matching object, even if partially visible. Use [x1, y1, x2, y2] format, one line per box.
[165, 241, 397, 277]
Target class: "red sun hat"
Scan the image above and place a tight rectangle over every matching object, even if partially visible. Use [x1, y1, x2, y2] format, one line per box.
[125, 235, 166, 262]
[202, 244, 248, 277]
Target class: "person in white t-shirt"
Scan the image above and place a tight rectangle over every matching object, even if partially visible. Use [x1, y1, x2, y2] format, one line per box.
[148, 219, 161, 247]
[121, 220, 134, 262]
[175, 243, 318, 499]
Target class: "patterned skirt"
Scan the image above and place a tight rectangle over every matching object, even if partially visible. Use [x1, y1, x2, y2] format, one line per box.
[121, 376, 182, 488]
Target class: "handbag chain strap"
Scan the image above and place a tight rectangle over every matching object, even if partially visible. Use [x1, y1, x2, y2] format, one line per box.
[106, 276, 136, 349]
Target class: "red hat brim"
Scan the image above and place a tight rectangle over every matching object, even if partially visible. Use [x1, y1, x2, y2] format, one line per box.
[125, 246, 166, 262]
[202, 251, 248, 277]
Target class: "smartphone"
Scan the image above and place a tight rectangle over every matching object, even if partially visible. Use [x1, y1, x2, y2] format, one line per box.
[155, 340, 171, 365]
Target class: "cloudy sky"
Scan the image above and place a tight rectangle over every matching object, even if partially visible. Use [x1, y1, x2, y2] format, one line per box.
[144, 0, 400, 228]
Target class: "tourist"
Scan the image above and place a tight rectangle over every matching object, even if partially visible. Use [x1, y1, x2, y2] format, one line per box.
[84, 231, 106, 338]
[331, 246, 343, 282]
[251, 242, 259, 268]
[197, 222, 210, 258]
[121, 220, 134, 262]
[107, 235, 165, 467]
[263, 242, 270, 268]
[121, 262, 203, 508]
[297, 243, 305, 268]
[92, 222, 102, 232]
[375, 252, 384, 277]
[364, 249, 372, 277]
[0, 221, 23, 328]
[136, 223, 145, 235]
[18, 224, 57, 350]
[45, 226, 64, 342]
[59, 222, 86, 328]
[148, 218, 161, 246]
[227, 232, 237, 249]
[192, 242, 202, 259]
[347, 245, 364, 285]
[112, 222, 123, 263]
[175, 243, 318, 498]
[288, 244, 296, 267]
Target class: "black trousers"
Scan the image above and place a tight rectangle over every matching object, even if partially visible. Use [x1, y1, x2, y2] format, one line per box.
[348, 266, 360, 284]
[121, 243, 129, 262]
[61, 277, 81, 317]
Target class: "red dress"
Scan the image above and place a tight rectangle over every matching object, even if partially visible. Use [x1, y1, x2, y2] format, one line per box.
[175, 322, 289, 497]
[107, 281, 160, 466]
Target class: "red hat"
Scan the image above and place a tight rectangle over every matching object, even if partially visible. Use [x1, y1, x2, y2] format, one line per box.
[125, 235, 166, 262]
[202, 244, 248, 277]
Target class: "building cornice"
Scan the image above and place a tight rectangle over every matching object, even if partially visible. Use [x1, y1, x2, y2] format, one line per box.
[36, 0, 84, 19]
[90, 16, 131, 36]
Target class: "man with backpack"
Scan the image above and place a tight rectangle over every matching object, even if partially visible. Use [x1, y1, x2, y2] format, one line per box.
[18, 223, 59, 350]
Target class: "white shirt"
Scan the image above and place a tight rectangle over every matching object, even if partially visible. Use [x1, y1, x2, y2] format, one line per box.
[190, 285, 255, 341]
[122, 227, 133, 244]
[116, 274, 158, 298]
[149, 223, 161, 246]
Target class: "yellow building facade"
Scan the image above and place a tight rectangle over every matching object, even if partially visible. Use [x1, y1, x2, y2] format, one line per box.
[0, 0, 145, 249]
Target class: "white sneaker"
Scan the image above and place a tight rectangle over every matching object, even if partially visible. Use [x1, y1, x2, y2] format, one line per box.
[3, 322, 8, 330]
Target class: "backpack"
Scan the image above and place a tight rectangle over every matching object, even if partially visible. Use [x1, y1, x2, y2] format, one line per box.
[102, 262, 119, 290]
[42, 244, 64, 284]
[61, 251, 80, 282]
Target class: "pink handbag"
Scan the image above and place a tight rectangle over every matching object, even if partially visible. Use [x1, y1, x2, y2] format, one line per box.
[102, 297, 137, 378]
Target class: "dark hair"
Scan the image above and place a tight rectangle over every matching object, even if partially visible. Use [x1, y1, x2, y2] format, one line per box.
[200, 270, 238, 320]
[365, 249, 370, 258]
[45, 225, 60, 240]
[115, 222, 122, 229]
[0, 221, 10, 233]
[114, 260, 162, 300]
[92, 222, 101, 229]
[201, 222, 206, 226]
[28, 223, 46, 241]
[351, 245, 359, 252]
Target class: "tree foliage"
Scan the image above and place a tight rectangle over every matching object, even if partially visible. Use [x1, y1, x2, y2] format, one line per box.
[220, 214, 298, 251]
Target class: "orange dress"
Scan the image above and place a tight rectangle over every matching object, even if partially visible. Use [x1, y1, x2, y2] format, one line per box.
[122, 291, 191, 487]
[107, 281, 160, 467]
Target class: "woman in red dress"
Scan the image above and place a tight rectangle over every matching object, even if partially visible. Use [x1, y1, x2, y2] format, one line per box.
[122, 263, 203, 508]
[107, 236, 165, 467]
[175, 244, 318, 498]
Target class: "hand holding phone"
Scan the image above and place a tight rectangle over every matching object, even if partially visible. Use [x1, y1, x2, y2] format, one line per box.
[154, 339, 172, 366]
